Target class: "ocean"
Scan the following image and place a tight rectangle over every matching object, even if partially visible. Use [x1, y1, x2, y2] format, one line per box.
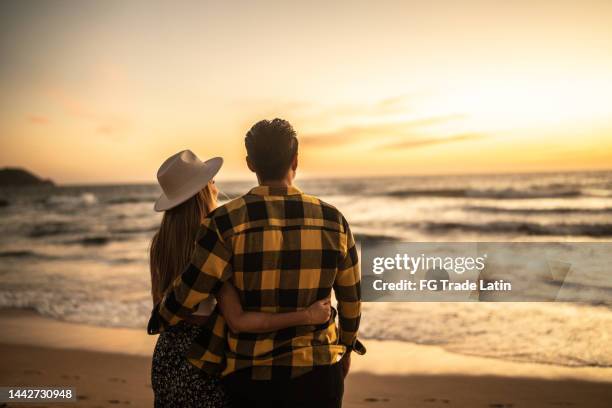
[1, 171, 611, 368]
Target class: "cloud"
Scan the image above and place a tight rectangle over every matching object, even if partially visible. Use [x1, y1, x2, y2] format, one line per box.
[28, 115, 50, 125]
[97, 125, 114, 134]
[45, 88, 94, 120]
[375, 94, 414, 111]
[43, 87, 130, 139]
[237, 94, 422, 130]
[301, 94, 420, 124]
[95, 117, 131, 140]
[300, 114, 466, 147]
[378, 133, 484, 150]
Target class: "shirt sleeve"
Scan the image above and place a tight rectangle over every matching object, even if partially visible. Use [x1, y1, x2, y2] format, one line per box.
[333, 215, 362, 349]
[148, 216, 233, 334]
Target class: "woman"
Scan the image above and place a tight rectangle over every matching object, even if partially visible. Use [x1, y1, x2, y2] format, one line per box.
[150, 150, 330, 408]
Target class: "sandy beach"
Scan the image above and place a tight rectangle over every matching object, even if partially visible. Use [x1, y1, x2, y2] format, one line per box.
[1, 309, 611, 407]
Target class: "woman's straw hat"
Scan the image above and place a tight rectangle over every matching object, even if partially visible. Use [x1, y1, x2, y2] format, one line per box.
[154, 150, 223, 212]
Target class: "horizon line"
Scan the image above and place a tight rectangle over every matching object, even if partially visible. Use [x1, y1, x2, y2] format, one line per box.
[45, 167, 612, 187]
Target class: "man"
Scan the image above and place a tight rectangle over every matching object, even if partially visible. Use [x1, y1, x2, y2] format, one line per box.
[148, 118, 364, 407]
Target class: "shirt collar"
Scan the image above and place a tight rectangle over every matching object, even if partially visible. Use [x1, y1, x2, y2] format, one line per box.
[248, 185, 303, 197]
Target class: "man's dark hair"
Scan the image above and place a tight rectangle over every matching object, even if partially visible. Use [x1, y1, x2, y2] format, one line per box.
[245, 118, 299, 181]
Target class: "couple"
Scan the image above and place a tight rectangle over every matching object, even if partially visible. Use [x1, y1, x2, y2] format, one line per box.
[147, 118, 364, 408]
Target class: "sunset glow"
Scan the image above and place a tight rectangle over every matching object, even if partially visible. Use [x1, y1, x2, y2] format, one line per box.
[1, 0, 611, 183]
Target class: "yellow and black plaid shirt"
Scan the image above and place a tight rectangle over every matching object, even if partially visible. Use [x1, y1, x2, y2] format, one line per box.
[147, 185, 363, 380]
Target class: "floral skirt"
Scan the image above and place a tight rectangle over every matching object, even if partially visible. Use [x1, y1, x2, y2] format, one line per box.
[152, 321, 229, 408]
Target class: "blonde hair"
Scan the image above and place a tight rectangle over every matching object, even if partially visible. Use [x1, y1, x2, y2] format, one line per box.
[150, 183, 216, 304]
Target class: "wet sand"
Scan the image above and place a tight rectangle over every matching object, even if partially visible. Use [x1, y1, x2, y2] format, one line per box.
[1, 309, 611, 407]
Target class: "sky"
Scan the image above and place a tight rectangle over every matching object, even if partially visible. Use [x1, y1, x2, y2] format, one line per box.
[1, 0, 611, 184]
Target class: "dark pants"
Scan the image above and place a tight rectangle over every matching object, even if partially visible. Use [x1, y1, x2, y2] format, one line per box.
[222, 363, 344, 408]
